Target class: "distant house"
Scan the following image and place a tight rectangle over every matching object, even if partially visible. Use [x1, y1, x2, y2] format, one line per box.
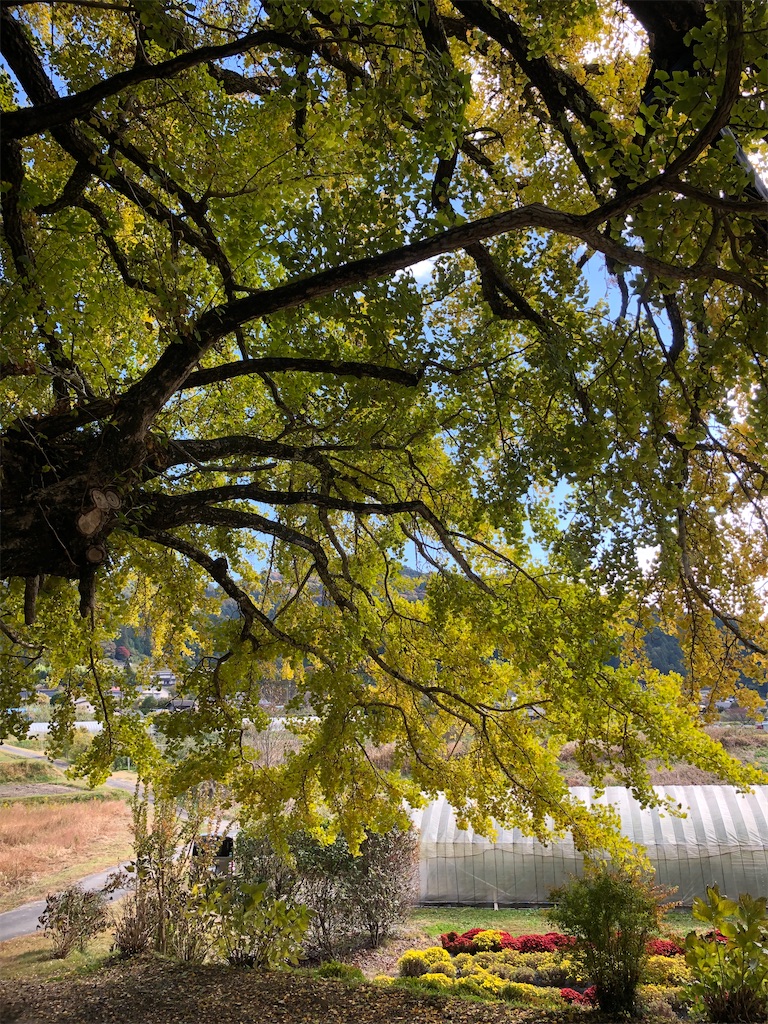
[152, 669, 178, 689]
[36, 688, 61, 700]
[138, 686, 171, 700]
[163, 698, 196, 712]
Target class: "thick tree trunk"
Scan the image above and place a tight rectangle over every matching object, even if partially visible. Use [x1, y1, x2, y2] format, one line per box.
[624, 2, 706, 73]
[0, 426, 133, 582]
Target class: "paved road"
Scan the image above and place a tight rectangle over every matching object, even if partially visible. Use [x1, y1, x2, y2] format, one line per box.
[0, 745, 138, 942]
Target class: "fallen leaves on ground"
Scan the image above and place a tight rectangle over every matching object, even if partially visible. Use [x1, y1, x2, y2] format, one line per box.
[0, 956, 567, 1024]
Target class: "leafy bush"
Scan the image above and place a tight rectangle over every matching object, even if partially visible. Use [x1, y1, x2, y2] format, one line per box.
[165, 885, 214, 964]
[197, 881, 310, 968]
[396, 944, 587, 1010]
[647, 937, 684, 957]
[508, 965, 536, 984]
[638, 984, 691, 1015]
[440, 928, 572, 954]
[234, 831, 300, 901]
[549, 863, 675, 1015]
[397, 945, 452, 977]
[532, 951, 587, 988]
[555, 951, 591, 987]
[560, 985, 598, 1006]
[684, 885, 768, 1022]
[498, 982, 565, 1009]
[111, 888, 157, 957]
[426, 943, 591, 992]
[111, 782, 229, 961]
[316, 960, 364, 982]
[351, 828, 419, 946]
[424, 959, 457, 978]
[236, 824, 418, 955]
[454, 970, 506, 999]
[416, 972, 455, 991]
[38, 884, 108, 958]
[643, 953, 692, 986]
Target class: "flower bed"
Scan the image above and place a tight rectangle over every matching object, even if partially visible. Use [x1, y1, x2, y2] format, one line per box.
[390, 929, 691, 1013]
[440, 928, 576, 954]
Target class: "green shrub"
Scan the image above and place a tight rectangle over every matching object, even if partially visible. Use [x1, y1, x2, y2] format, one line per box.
[237, 824, 418, 956]
[549, 862, 674, 1015]
[507, 965, 536, 984]
[111, 782, 231, 962]
[453, 951, 476, 973]
[684, 886, 768, 1022]
[397, 950, 431, 977]
[346, 828, 419, 947]
[548, 950, 589, 987]
[393, 975, 450, 998]
[198, 880, 310, 968]
[424, 959, 457, 978]
[494, 949, 542, 969]
[454, 955, 487, 978]
[454, 970, 505, 1000]
[316, 960, 364, 981]
[38, 885, 108, 959]
[446, 946, 586, 987]
[234, 831, 300, 901]
[471, 949, 512, 971]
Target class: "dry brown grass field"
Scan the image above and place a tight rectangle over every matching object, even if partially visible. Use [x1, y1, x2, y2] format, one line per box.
[0, 754, 134, 912]
[558, 725, 768, 786]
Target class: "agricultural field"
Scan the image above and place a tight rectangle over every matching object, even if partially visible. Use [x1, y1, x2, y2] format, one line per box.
[0, 752, 134, 913]
[558, 726, 768, 786]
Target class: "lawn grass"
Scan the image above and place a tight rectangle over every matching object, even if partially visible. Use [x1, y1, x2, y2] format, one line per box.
[0, 926, 116, 981]
[410, 905, 700, 937]
[411, 906, 554, 937]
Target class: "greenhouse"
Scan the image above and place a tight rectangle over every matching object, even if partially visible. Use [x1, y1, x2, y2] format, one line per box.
[413, 786, 768, 906]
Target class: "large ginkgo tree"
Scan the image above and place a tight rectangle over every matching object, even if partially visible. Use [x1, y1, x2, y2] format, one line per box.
[1, 0, 766, 848]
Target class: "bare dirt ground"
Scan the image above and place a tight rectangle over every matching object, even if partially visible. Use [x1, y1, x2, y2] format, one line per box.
[344, 929, 430, 978]
[0, 784, 83, 798]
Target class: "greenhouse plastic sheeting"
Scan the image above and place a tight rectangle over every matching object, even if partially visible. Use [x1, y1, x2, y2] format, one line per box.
[412, 786, 768, 906]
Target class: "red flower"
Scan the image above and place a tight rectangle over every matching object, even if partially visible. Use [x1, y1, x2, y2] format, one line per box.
[646, 938, 683, 956]
[561, 986, 598, 1006]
